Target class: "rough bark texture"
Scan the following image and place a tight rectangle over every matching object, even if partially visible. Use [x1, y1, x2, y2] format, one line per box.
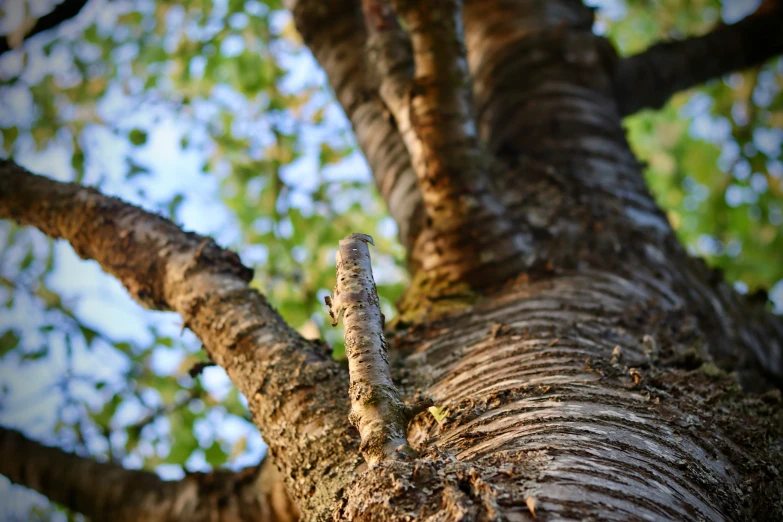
[327, 233, 415, 465]
[0, 427, 298, 522]
[3, 0, 783, 521]
[370, 0, 534, 288]
[0, 162, 359, 520]
[287, 0, 424, 250]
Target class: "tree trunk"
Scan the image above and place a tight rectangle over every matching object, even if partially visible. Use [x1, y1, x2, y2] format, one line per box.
[2, 0, 783, 520]
[295, 1, 783, 520]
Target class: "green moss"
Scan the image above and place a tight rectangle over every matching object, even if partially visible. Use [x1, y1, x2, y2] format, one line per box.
[391, 269, 478, 326]
[699, 362, 726, 378]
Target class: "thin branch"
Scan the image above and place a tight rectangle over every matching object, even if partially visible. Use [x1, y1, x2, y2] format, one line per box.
[614, 0, 783, 116]
[0, 0, 90, 55]
[188, 360, 217, 377]
[289, 0, 424, 250]
[382, 0, 488, 218]
[362, 0, 414, 131]
[0, 425, 297, 522]
[0, 161, 357, 518]
[326, 233, 415, 465]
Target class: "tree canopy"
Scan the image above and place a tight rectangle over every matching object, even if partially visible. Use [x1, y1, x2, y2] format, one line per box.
[0, 0, 781, 519]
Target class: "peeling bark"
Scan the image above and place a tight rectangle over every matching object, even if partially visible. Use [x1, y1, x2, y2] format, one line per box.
[0, 426, 298, 522]
[614, 0, 783, 116]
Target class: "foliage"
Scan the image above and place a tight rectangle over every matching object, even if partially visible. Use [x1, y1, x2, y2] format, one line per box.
[598, 0, 783, 295]
[0, 0, 780, 517]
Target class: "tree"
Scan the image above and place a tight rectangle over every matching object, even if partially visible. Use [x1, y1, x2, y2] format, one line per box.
[1, 0, 783, 520]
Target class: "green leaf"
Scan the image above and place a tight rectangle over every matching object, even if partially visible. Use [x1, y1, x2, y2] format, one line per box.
[428, 406, 448, 426]
[80, 326, 100, 347]
[127, 159, 150, 179]
[128, 129, 148, 146]
[21, 348, 49, 362]
[204, 440, 227, 466]
[1, 126, 19, 148]
[167, 194, 185, 220]
[0, 330, 20, 358]
[20, 248, 35, 270]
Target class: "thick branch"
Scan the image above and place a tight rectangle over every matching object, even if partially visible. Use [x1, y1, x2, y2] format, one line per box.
[363, 0, 414, 136]
[614, 1, 783, 116]
[389, 0, 489, 213]
[326, 233, 415, 465]
[0, 161, 357, 519]
[288, 0, 423, 250]
[0, 0, 90, 55]
[360, 0, 533, 286]
[0, 426, 297, 522]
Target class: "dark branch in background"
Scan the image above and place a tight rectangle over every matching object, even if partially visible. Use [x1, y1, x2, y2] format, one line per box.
[0, 160, 358, 519]
[188, 360, 217, 377]
[0, 0, 90, 55]
[0, 426, 298, 522]
[614, 0, 783, 116]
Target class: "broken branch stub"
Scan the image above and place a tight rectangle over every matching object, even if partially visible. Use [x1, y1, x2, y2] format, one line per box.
[326, 233, 416, 466]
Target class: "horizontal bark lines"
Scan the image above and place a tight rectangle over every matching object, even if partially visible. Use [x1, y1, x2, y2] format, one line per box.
[399, 270, 779, 521]
[455, 0, 783, 385]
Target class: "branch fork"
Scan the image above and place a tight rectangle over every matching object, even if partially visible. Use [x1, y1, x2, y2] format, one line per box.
[361, 0, 534, 285]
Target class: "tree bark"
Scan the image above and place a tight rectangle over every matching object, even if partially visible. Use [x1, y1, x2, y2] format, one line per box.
[0, 427, 298, 522]
[288, 0, 424, 250]
[2, 0, 783, 520]
[0, 162, 359, 520]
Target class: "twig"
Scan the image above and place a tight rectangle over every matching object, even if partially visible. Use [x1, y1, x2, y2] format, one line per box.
[188, 360, 217, 378]
[326, 233, 416, 465]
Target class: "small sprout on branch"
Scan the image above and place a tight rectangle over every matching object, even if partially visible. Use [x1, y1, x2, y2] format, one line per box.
[526, 496, 538, 518]
[610, 345, 623, 366]
[642, 334, 658, 365]
[428, 405, 448, 427]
